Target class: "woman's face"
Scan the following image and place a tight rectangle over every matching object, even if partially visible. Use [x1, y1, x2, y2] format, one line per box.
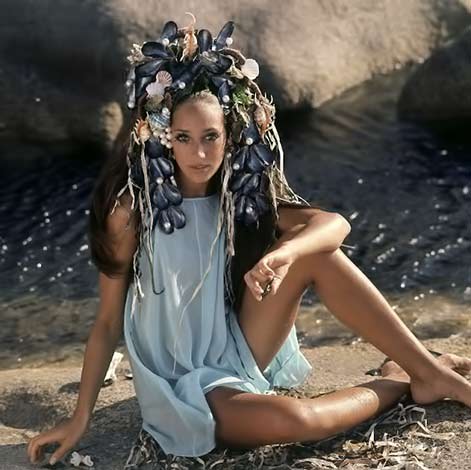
[170, 98, 227, 198]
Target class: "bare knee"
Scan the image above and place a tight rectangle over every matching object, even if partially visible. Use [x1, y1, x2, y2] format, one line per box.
[206, 388, 312, 447]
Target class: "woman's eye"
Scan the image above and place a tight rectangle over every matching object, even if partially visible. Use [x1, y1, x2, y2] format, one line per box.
[176, 135, 189, 143]
[205, 133, 219, 141]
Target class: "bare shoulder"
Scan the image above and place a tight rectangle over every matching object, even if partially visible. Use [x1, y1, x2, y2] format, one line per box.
[105, 191, 139, 267]
[106, 191, 138, 237]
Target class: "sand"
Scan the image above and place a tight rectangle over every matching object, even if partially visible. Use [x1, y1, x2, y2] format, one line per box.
[1, 336, 470, 469]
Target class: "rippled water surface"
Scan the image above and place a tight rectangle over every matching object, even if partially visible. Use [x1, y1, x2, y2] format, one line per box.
[1, 68, 470, 369]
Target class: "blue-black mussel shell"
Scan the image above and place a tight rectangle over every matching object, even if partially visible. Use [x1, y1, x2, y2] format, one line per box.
[242, 173, 260, 195]
[162, 182, 183, 205]
[145, 138, 164, 159]
[156, 157, 174, 177]
[197, 29, 213, 52]
[229, 172, 252, 192]
[148, 159, 164, 180]
[141, 42, 173, 60]
[232, 146, 249, 171]
[151, 184, 169, 210]
[246, 144, 275, 172]
[215, 21, 235, 50]
[156, 210, 174, 234]
[167, 205, 186, 229]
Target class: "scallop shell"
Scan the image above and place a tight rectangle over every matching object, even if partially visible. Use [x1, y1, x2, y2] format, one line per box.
[146, 81, 165, 97]
[135, 119, 151, 143]
[241, 58, 259, 80]
[156, 70, 173, 88]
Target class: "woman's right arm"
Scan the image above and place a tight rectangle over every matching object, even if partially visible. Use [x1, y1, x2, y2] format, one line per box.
[27, 196, 138, 466]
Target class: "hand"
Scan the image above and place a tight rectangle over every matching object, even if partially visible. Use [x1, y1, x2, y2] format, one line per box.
[27, 414, 90, 466]
[381, 353, 471, 407]
[244, 246, 294, 302]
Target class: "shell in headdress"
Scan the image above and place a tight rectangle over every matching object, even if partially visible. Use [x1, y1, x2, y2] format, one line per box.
[148, 108, 171, 135]
[254, 106, 269, 136]
[145, 70, 173, 109]
[127, 43, 145, 64]
[132, 118, 152, 144]
[241, 58, 259, 80]
[181, 12, 198, 61]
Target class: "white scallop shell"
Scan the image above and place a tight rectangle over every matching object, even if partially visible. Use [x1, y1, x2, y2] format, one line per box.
[156, 70, 173, 87]
[241, 58, 259, 80]
[146, 81, 165, 97]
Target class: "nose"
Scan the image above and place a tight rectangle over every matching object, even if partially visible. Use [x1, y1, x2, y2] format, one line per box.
[196, 144, 206, 159]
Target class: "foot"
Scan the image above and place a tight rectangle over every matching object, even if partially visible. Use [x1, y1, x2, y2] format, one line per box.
[382, 353, 471, 407]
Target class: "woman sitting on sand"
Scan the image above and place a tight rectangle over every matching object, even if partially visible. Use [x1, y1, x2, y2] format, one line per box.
[27, 17, 471, 467]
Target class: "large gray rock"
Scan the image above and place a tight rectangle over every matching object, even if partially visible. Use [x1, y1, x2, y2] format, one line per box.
[0, 0, 470, 150]
[398, 28, 471, 120]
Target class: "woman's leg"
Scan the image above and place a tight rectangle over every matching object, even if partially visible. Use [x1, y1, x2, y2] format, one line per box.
[237, 230, 471, 406]
[206, 355, 470, 449]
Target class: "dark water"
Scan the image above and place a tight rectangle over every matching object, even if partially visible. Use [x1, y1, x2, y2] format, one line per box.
[1, 67, 470, 369]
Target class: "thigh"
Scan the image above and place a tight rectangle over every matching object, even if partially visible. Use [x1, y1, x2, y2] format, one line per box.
[237, 236, 314, 372]
[205, 386, 308, 448]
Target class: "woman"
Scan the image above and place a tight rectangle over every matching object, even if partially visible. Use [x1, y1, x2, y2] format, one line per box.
[27, 17, 471, 467]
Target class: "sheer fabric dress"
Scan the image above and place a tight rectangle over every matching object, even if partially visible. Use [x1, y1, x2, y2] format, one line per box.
[123, 192, 312, 457]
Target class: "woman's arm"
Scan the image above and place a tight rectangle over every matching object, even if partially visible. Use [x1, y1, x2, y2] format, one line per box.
[276, 206, 352, 260]
[27, 196, 138, 466]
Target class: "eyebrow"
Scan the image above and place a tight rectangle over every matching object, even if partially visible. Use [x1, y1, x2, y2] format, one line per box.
[174, 128, 220, 133]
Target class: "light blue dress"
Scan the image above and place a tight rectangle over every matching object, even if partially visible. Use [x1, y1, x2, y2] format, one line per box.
[123, 192, 312, 457]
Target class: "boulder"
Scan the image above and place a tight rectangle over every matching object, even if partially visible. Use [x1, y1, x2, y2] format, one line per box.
[399, 27, 471, 121]
[0, 0, 470, 150]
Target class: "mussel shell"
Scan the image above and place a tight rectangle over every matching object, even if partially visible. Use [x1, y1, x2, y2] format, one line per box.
[218, 81, 232, 105]
[246, 147, 266, 173]
[135, 75, 155, 100]
[234, 194, 248, 221]
[162, 182, 183, 205]
[135, 59, 164, 78]
[253, 192, 270, 213]
[152, 184, 169, 210]
[203, 53, 232, 74]
[215, 21, 235, 50]
[141, 42, 172, 59]
[161, 21, 178, 41]
[229, 172, 252, 192]
[197, 29, 213, 52]
[167, 205, 186, 229]
[145, 138, 164, 159]
[253, 143, 275, 166]
[242, 173, 260, 196]
[244, 197, 259, 225]
[242, 120, 261, 145]
[232, 146, 249, 172]
[148, 159, 164, 180]
[156, 157, 174, 177]
[246, 144, 275, 172]
[157, 210, 174, 234]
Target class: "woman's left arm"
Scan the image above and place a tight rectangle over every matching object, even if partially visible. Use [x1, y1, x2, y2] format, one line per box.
[276, 207, 352, 262]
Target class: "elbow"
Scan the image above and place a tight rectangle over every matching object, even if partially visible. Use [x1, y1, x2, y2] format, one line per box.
[337, 213, 352, 237]
[330, 212, 351, 251]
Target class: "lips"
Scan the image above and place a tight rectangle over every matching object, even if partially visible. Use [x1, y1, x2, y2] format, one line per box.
[190, 165, 211, 170]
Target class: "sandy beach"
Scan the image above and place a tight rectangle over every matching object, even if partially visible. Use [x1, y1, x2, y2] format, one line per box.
[1, 335, 470, 470]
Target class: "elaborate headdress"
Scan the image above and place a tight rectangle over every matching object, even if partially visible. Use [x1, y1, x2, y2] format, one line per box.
[114, 14, 310, 317]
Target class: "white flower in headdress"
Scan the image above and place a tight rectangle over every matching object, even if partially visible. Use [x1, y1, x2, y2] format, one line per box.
[241, 58, 259, 80]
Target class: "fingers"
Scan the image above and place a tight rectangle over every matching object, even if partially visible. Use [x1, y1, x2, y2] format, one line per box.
[244, 271, 264, 301]
[28, 433, 51, 464]
[49, 442, 72, 466]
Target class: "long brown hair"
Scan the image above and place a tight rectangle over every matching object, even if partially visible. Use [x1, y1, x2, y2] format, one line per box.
[88, 93, 314, 311]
